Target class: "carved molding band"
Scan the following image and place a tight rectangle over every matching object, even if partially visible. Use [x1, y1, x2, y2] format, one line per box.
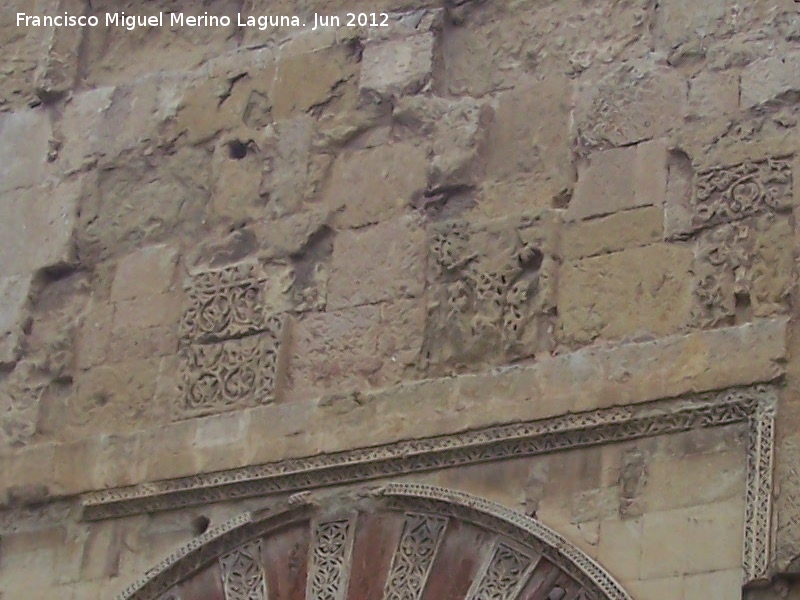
[85, 386, 776, 587]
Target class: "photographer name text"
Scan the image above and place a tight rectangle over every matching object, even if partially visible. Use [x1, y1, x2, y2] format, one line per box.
[17, 11, 391, 31]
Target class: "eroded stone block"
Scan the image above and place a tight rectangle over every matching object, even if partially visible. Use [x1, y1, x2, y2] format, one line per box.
[110, 244, 178, 302]
[423, 212, 559, 373]
[692, 214, 793, 327]
[328, 216, 425, 310]
[360, 33, 435, 99]
[741, 52, 800, 109]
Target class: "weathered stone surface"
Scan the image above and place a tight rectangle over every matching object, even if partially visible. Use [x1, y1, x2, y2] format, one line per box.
[328, 216, 425, 310]
[482, 74, 573, 207]
[568, 140, 668, 221]
[562, 206, 664, 260]
[423, 212, 559, 374]
[360, 32, 435, 99]
[272, 44, 359, 119]
[0, 276, 31, 367]
[558, 244, 694, 346]
[288, 300, 424, 401]
[575, 61, 687, 152]
[741, 52, 800, 109]
[0, 179, 78, 278]
[110, 244, 178, 302]
[322, 141, 428, 228]
[688, 70, 740, 119]
[652, 0, 733, 53]
[0, 108, 52, 193]
[692, 214, 793, 327]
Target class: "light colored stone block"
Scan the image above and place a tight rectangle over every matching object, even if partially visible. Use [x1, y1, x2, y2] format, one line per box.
[568, 140, 668, 220]
[683, 568, 743, 600]
[110, 244, 178, 302]
[741, 52, 800, 108]
[0, 108, 52, 193]
[360, 33, 435, 98]
[328, 216, 425, 310]
[558, 244, 694, 345]
[562, 206, 664, 259]
[323, 142, 428, 228]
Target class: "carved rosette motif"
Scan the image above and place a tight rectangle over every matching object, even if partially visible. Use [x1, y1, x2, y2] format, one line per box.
[424, 213, 558, 372]
[383, 513, 448, 600]
[466, 543, 536, 600]
[689, 156, 794, 327]
[220, 539, 268, 600]
[307, 518, 355, 600]
[176, 261, 287, 418]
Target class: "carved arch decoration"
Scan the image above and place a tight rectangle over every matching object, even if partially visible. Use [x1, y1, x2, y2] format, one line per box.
[117, 484, 633, 600]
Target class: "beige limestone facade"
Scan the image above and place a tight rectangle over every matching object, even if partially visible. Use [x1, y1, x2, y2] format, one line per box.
[2, 1, 800, 599]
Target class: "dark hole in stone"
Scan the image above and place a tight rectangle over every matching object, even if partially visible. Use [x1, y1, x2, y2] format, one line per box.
[228, 140, 248, 160]
[735, 290, 752, 323]
[192, 515, 211, 535]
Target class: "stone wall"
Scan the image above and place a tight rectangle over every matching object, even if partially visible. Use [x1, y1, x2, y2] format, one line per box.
[2, 0, 800, 598]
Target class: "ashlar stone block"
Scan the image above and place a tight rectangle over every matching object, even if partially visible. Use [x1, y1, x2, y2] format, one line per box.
[0, 108, 52, 193]
[558, 244, 693, 346]
[741, 52, 800, 109]
[568, 140, 668, 221]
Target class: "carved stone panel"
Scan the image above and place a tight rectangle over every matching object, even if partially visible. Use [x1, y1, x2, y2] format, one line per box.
[176, 261, 289, 419]
[180, 262, 292, 344]
[692, 214, 793, 327]
[423, 213, 558, 373]
[692, 157, 792, 232]
[307, 518, 355, 600]
[177, 317, 285, 418]
[383, 514, 447, 600]
[465, 543, 536, 600]
[220, 539, 268, 600]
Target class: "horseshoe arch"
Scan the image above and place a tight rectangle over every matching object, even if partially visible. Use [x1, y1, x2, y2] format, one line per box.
[117, 483, 634, 600]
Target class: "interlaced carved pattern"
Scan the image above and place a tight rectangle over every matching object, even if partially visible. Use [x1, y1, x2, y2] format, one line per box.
[379, 484, 629, 600]
[383, 513, 447, 600]
[220, 539, 267, 600]
[466, 542, 536, 600]
[743, 395, 776, 584]
[691, 156, 792, 232]
[307, 518, 355, 600]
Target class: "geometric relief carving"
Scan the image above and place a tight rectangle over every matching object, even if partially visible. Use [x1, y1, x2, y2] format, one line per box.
[424, 213, 558, 373]
[692, 156, 792, 232]
[383, 514, 447, 600]
[465, 542, 536, 600]
[176, 261, 289, 419]
[307, 518, 355, 600]
[220, 539, 268, 600]
[177, 318, 284, 418]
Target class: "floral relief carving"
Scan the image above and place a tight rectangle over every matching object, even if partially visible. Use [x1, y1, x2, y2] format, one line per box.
[383, 513, 448, 600]
[691, 157, 792, 231]
[177, 316, 284, 418]
[176, 261, 288, 419]
[220, 539, 267, 600]
[424, 214, 558, 373]
[692, 215, 792, 327]
[307, 518, 355, 600]
[465, 542, 535, 600]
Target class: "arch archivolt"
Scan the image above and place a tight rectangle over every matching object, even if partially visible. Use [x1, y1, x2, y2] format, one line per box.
[118, 484, 633, 600]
